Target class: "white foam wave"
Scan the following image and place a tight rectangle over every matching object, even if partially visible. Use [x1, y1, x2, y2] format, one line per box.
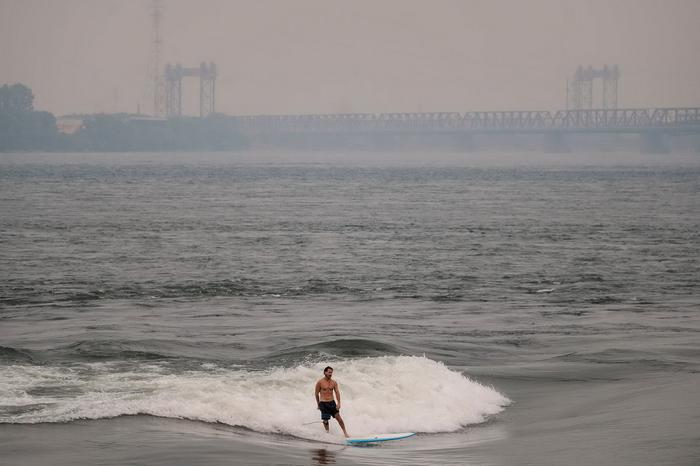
[0, 356, 509, 441]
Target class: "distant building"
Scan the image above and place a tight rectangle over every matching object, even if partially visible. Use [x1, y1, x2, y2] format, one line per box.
[56, 117, 84, 134]
[127, 115, 168, 123]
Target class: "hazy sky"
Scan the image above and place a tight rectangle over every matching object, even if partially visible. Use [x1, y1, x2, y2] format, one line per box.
[1, 0, 699, 116]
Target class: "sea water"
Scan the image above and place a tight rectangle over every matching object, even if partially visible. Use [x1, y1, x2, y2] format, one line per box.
[1, 151, 699, 466]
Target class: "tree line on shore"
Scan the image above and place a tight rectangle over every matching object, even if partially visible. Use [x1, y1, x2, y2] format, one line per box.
[0, 83, 249, 152]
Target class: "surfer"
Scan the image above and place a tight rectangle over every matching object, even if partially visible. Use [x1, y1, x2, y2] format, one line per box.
[314, 366, 349, 437]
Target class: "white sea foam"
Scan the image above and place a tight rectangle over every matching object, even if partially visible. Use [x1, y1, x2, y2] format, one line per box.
[0, 356, 509, 442]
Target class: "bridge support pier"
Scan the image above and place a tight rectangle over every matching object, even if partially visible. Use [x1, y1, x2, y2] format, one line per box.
[452, 133, 476, 152]
[542, 131, 570, 153]
[640, 131, 670, 154]
[685, 133, 700, 153]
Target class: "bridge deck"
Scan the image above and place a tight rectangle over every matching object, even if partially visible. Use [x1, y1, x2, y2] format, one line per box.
[230, 107, 700, 134]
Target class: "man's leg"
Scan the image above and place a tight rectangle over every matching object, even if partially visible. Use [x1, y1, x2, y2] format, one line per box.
[322, 420, 329, 432]
[335, 413, 349, 438]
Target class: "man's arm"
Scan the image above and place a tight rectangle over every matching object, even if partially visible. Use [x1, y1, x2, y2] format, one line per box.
[314, 381, 321, 406]
[334, 382, 341, 410]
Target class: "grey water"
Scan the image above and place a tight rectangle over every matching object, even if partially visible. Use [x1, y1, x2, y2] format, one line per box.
[1, 151, 699, 466]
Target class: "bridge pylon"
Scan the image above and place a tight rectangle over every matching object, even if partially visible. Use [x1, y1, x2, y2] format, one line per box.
[164, 62, 217, 118]
[569, 64, 619, 110]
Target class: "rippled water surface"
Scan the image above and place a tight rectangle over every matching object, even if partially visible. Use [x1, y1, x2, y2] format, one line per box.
[1, 151, 699, 466]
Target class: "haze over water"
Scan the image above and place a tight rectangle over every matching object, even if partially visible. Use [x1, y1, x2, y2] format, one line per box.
[2, 0, 700, 115]
[2, 0, 700, 464]
[1, 151, 699, 465]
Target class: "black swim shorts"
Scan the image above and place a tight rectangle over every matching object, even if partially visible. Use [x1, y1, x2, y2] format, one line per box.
[318, 401, 338, 421]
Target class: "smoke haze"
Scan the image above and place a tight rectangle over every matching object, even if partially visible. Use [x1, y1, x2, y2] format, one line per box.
[1, 0, 699, 116]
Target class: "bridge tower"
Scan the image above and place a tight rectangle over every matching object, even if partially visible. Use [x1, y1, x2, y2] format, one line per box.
[164, 63, 183, 117]
[164, 62, 218, 118]
[569, 64, 619, 110]
[199, 62, 217, 117]
[571, 66, 593, 110]
[602, 64, 620, 110]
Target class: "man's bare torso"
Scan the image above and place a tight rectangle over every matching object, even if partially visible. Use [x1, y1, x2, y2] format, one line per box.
[317, 378, 337, 402]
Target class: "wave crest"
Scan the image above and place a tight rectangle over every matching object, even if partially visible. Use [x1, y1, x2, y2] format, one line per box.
[0, 356, 509, 441]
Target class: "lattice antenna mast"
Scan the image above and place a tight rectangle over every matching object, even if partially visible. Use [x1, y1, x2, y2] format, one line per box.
[150, 0, 165, 117]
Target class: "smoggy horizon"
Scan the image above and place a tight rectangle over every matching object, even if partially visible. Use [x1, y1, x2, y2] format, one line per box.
[2, 0, 699, 117]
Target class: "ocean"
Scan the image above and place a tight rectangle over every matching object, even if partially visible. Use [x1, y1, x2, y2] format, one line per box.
[1, 150, 699, 466]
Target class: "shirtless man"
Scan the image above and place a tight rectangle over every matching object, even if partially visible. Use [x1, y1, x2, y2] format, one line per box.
[314, 366, 349, 437]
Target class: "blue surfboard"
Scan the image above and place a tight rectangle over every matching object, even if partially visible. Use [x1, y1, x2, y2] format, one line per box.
[346, 432, 416, 445]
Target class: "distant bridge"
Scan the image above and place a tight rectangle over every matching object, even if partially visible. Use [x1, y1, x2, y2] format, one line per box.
[231, 107, 700, 134]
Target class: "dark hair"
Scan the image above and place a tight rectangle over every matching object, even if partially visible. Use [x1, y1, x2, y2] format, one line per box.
[323, 366, 333, 373]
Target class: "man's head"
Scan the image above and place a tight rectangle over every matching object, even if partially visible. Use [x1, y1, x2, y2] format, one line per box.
[323, 366, 333, 379]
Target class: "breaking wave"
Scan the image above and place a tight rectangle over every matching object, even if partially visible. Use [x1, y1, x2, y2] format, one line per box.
[0, 356, 509, 442]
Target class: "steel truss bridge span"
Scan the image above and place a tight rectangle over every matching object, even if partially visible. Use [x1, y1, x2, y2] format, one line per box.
[231, 107, 700, 134]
